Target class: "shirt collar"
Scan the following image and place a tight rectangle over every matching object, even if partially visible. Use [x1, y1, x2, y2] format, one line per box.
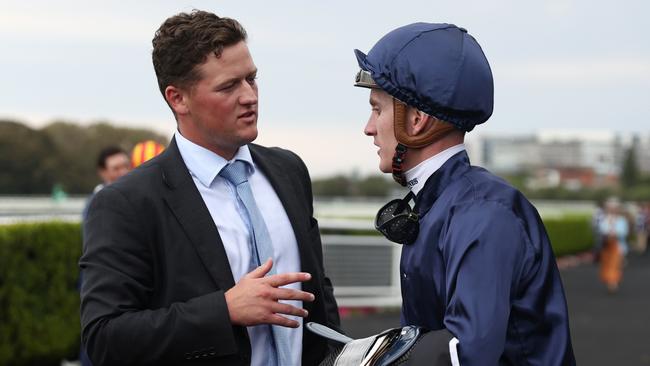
[174, 130, 254, 188]
[404, 144, 466, 195]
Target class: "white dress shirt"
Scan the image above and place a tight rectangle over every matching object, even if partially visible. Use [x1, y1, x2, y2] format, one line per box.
[175, 131, 303, 366]
[404, 144, 466, 195]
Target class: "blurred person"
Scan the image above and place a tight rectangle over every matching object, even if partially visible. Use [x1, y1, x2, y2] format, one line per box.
[88, 146, 130, 199]
[81, 145, 131, 222]
[598, 197, 629, 292]
[79, 146, 130, 366]
[350, 23, 575, 364]
[633, 202, 648, 254]
[591, 200, 606, 261]
[79, 10, 339, 366]
[636, 202, 650, 254]
[621, 204, 633, 256]
[82, 146, 131, 220]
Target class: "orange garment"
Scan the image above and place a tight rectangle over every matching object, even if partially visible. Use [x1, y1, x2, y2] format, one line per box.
[599, 236, 623, 286]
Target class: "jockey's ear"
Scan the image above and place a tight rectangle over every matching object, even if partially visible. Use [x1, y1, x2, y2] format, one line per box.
[405, 108, 436, 137]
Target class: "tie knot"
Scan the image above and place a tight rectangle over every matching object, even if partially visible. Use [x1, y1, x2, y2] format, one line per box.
[219, 160, 250, 186]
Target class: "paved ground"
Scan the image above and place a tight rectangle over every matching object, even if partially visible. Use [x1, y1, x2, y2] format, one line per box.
[340, 253, 650, 365]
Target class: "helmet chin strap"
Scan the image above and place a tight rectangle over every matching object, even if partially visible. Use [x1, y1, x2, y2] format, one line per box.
[392, 143, 408, 186]
[391, 99, 458, 186]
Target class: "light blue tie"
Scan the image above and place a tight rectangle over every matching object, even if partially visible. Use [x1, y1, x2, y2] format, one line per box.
[219, 160, 291, 366]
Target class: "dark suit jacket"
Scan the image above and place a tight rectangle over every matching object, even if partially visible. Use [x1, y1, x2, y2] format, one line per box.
[80, 139, 340, 365]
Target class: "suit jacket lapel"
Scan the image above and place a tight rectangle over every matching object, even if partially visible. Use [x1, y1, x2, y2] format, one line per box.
[159, 141, 318, 295]
[249, 145, 319, 296]
[160, 138, 236, 290]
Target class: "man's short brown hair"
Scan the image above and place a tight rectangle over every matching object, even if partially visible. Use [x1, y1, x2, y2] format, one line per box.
[152, 10, 247, 96]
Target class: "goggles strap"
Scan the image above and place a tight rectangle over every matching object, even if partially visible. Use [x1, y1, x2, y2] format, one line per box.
[394, 191, 416, 213]
[392, 143, 408, 186]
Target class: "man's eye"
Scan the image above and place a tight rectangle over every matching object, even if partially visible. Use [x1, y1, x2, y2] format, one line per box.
[217, 83, 235, 91]
[246, 75, 258, 84]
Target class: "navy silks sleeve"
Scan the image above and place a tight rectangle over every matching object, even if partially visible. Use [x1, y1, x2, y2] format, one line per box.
[441, 201, 532, 365]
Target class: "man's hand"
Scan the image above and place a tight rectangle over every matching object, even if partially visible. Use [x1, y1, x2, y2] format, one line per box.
[225, 258, 315, 328]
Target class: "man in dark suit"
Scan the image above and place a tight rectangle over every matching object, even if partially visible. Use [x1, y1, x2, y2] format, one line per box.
[80, 10, 340, 366]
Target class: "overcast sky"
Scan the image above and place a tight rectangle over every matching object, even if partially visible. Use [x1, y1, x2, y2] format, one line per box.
[1, 0, 648, 176]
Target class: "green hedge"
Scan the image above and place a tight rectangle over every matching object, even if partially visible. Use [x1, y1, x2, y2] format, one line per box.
[543, 215, 594, 257]
[0, 222, 81, 366]
[321, 216, 594, 257]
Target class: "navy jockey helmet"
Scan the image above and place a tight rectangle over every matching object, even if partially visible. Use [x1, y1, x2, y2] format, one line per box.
[354, 23, 494, 132]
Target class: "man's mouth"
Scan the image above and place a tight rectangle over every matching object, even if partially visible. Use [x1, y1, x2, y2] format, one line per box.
[238, 110, 256, 119]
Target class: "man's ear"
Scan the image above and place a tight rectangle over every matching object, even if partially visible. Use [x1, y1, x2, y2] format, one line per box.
[406, 108, 436, 137]
[164, 85, 189, 116]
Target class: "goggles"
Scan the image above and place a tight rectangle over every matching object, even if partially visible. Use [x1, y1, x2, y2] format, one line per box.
[354, 69, 380, 89]
[375, 191, 419, 245]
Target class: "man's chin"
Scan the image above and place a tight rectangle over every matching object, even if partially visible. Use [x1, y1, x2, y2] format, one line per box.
[379, 163, 392, 174]
[241, 129, 258, 144]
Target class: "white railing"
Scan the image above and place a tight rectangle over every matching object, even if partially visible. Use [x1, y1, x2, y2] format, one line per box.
[321, 234, 402, 308]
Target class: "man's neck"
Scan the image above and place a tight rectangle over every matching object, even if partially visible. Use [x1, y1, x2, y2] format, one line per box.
[402, 132, 465, 170]
[176, 127, 238, 161]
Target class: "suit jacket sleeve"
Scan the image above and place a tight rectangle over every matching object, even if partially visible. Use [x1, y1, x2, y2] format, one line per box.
[288, 149, 341, 332]
[80, 186, 238, 365]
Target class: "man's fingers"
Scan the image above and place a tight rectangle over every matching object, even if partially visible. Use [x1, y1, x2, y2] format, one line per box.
[266, 272, 312, 287]
[270, 302, 309, 318]
[245, 258, 273, 279]
[271, 288, 315, 302]
[266, 314, 301, 328]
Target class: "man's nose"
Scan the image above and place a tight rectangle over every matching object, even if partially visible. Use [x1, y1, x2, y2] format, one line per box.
[239, 81, 258, 105]
[364, 117, 376, 136]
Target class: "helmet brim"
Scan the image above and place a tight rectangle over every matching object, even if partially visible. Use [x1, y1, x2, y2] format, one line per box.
[354, 49, 371, 71]
[354, 49, 380, 89]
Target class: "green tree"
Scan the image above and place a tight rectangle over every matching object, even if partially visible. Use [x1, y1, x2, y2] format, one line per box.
[312, 175, 351, 197]
[312, 174, 394, 197]
[42, 121, 168, 193]
[42, 121, 167, 193]
[0, 121, 58, 194]
[621, 146, 639, 188]
[357, 175, 392, 197]
[0, 119, 168, 194]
